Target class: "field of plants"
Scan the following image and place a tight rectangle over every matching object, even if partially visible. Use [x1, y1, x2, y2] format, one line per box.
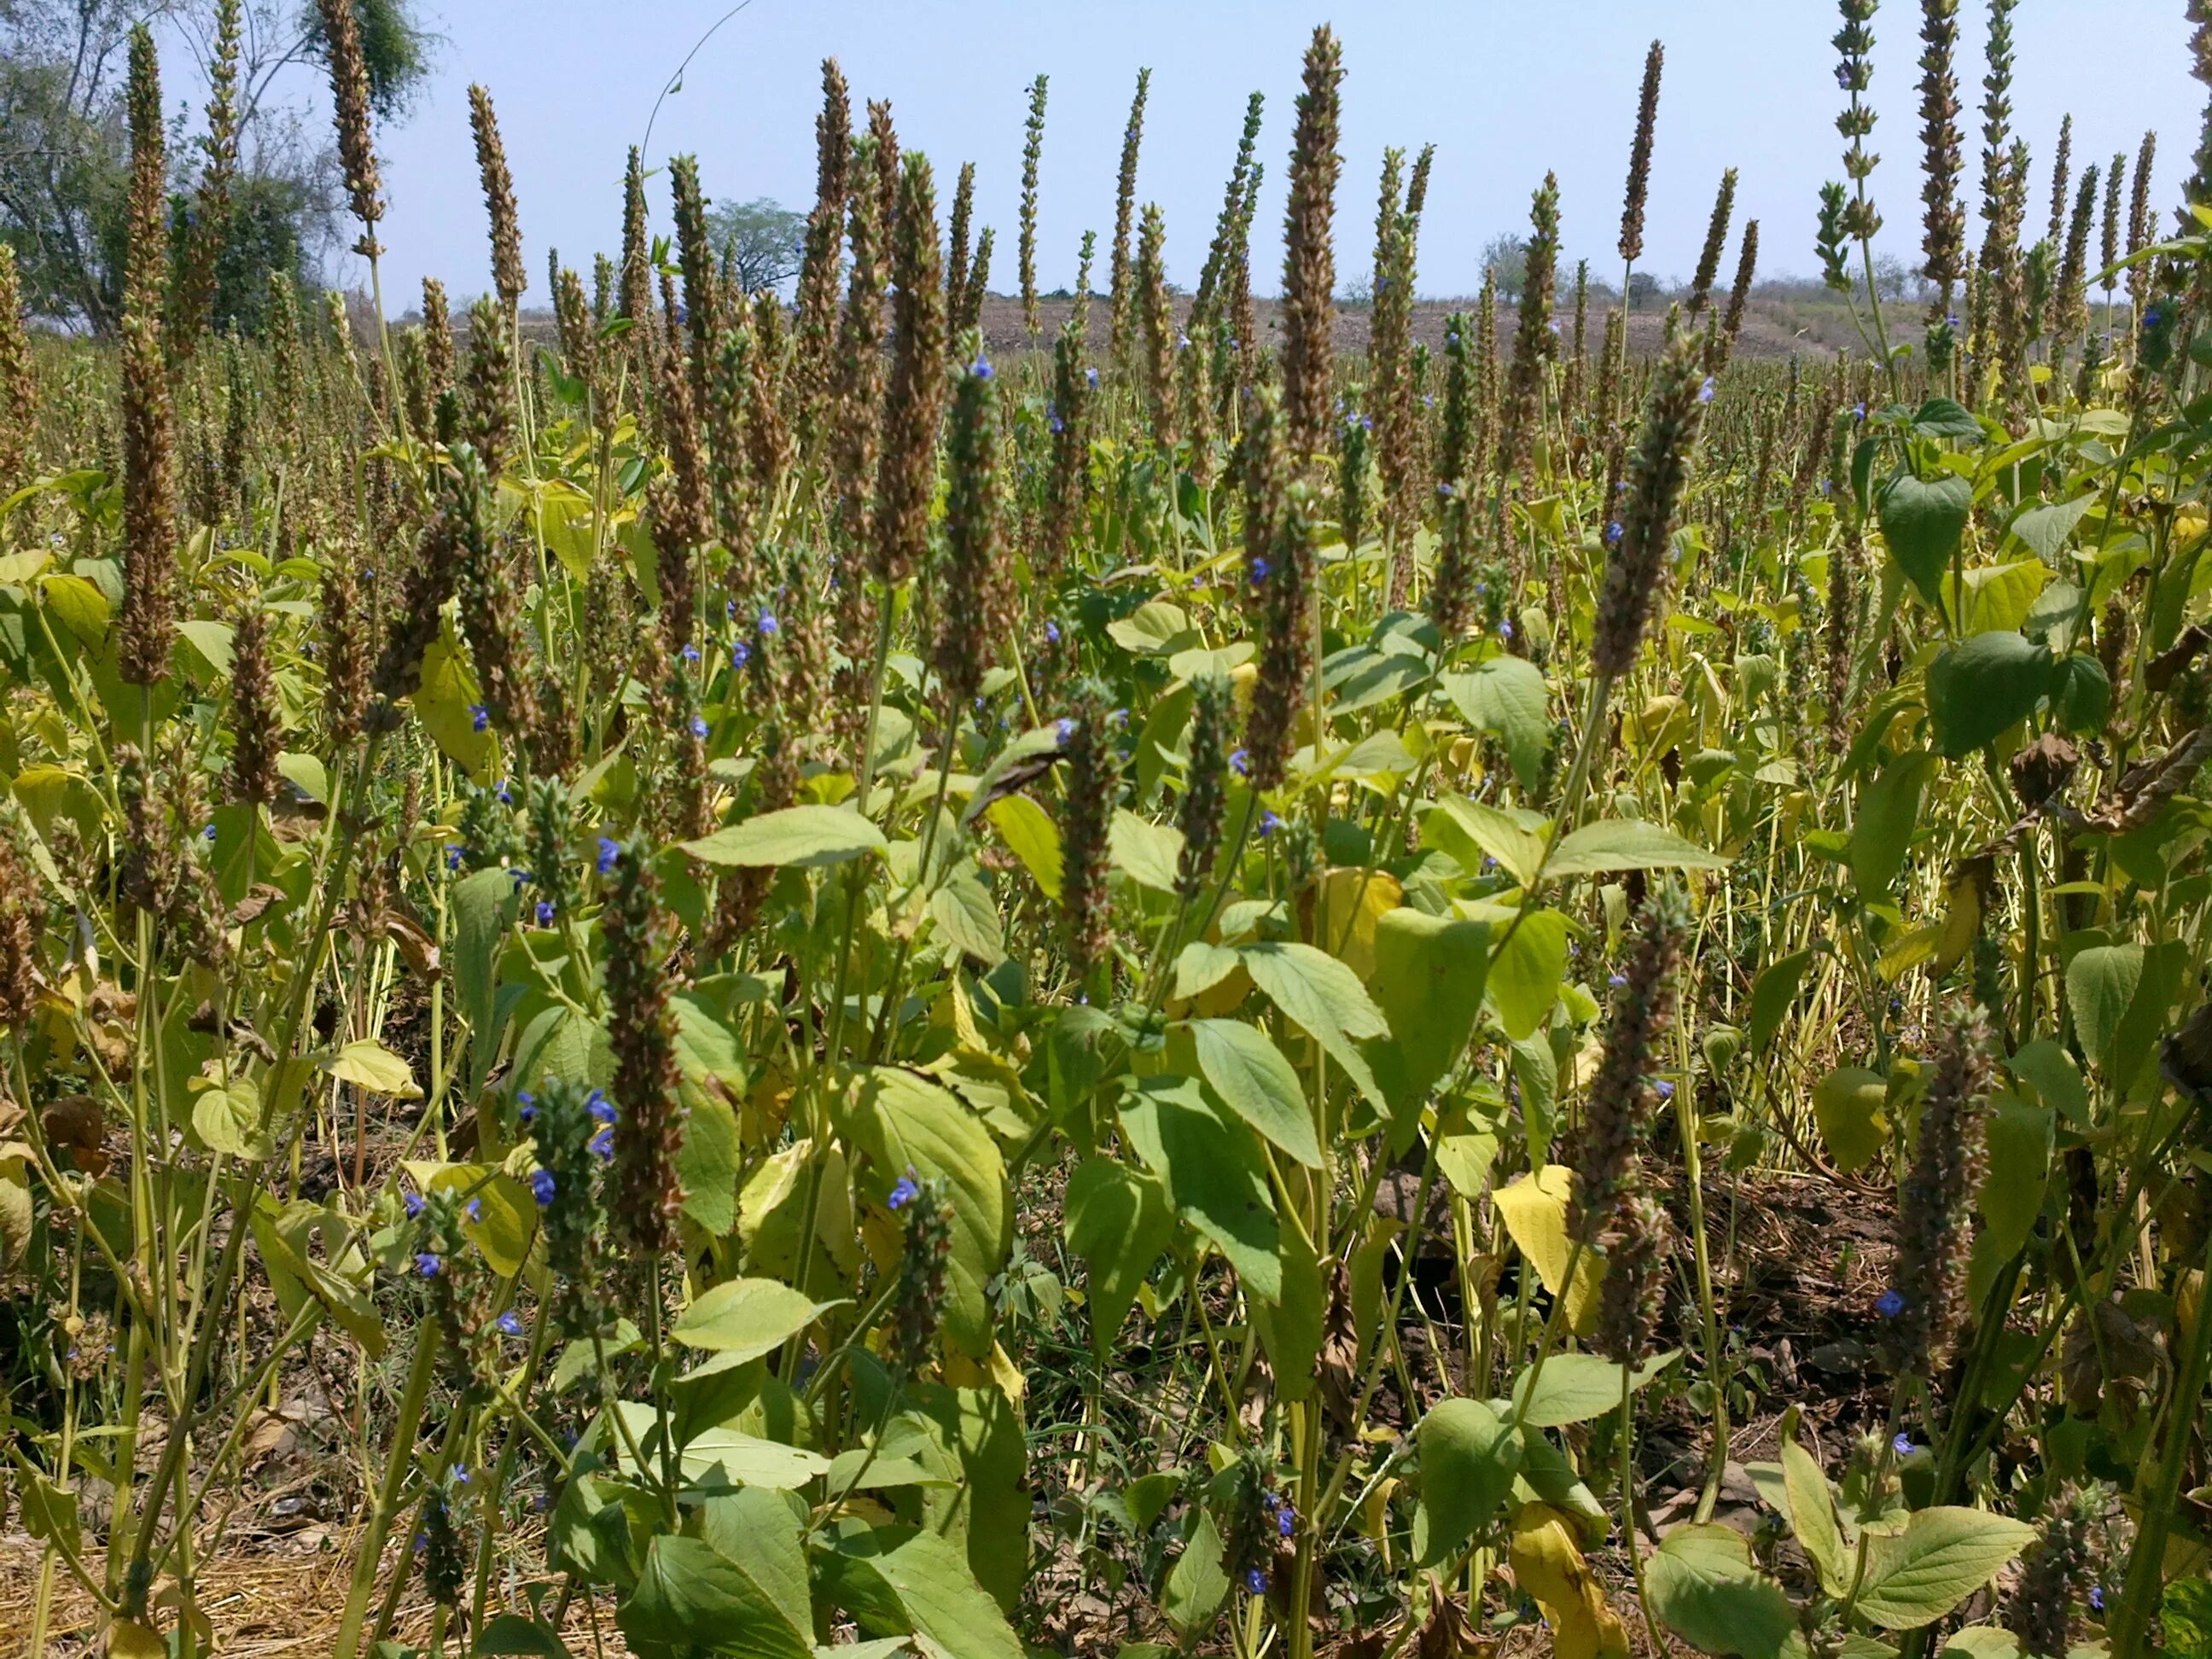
[3, 0, 2211, 1655]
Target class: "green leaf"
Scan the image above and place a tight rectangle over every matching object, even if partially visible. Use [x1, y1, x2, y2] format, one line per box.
[678, 1427, 834, 1491]
[2005, 1039, 2088, 1126]
[414, 635, 495, 778]
[1063, 1158, 1173, 1348]
[1910, 398, 1986, 442]
[451, 866, 514, 1072]
[1366, 910, 1490, 1132]
[984, 795, 1062, 899]
[535, 480, 601, 583]
[1179, 1018, 1321, 1167]
[474, 1614, 574, 1656]
[40, 573, 110, 643]
[1942, 1629, 2022, 1659]
[1976, 1094, 2052, 1265]
[1644, 1524, 1802, 1659]
[1414, 1398, 1522, 1565]
[1424, 795, 1548, 887]
[826, 1525, 1025, 1659]
[1108, 808, 1185, 894]
[684, 806, 888, 869]
[2047, 654, 2111, 735]
[1252, 1219, 1324, 1394]
[1510, 1349, 1678, 1429]
[2064, 940, 2190, 1084]
[619, 1533, 816, 1658]
[1161, 1510, 1231, 1639]
[1441, 655, 1552, 791]
[1943, 560, 2049, 636]
[840, 1068, 1012, 1357]
[1813, 1067, 1889, 1174]
[2006, 492, 2097, 567]
[1779, 1418, 1851, 1596]
[1105, 600, 1196, 655]
[1878, 469, 1973, 604]
[1545, 819, 1730, 876]
[176, 618, 236, 678]
[1926, 632, 2052, 758]
[1854, 1507, 2035, 1630]
[1238, 940, 1389, 1109]
[927, 869, 1006, 965]
[1851, 752, 1936, 899]
[1117, 1077, 1280, 1300]
[193, 1080, 268, 1160]
[1746, 948, 1816, 1054]
[1485, 906, 1570, 1041]
[672, 1278, 837, 1361]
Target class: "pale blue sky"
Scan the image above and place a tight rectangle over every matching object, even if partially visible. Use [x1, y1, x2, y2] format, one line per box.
[340, 1, 2199, 311]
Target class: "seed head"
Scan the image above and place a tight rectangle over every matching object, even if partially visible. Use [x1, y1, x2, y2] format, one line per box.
[117, 27, 176, 689]
[1881, 1003, 1994, 1377]
[1620, 42, 1664, 265]
[1059, 681, 1123, 977]
[1592, 321, 1712, 678]
[469, 85, 526, 315]
[1279, 26, 1344, 460]
[1573, 884, 1689, 1240]
[1109, 68, 1154, 375]
[875, 153, 947, 585]
[316, 0, 383, 252]
[226, 605, 282, 806]
[602, 841, 686, 1260]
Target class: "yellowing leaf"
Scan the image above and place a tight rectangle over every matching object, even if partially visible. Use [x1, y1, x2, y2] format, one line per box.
[1509, 1503, 1631, 1659]
[1313, 868, 1401, 981]
[1493, 1166, 1603, 1335]
[321, 1039, 422, 1099]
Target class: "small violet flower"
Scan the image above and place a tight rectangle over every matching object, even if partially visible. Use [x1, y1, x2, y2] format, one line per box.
[1876, 1288, 1906, 1318]
[469, 703, 489, 732]
[888, 1173, 921, 1210]
[531, 1168, 557, 1207]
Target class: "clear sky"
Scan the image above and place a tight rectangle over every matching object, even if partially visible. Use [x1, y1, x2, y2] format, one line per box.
[340, 0, 2201, 312]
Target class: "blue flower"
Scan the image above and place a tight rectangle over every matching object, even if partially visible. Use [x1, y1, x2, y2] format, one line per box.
[1245, 1567, 1268, 1594]
[203, 824, 218, 841]
[1876, 1288, 1906, 1318]
[1260, 810, 1283, 835]
[1498, 620, 1514, 639]
[586, 1089, 616, 1124]
[496, 1310, 525, 1336]
[1276, 1504, 1295, 1538]
[1045, 620, 1062, 644]
[970, 356, 994, 380]
[1249, 556, 1271, 586]
[404, 1190, 426, 1218]
[731, 640, 751, 669]
[2089, 1587, 2106, 1613]
[1049, 414, 1064, 434]
[1609, 973, 1628, 987]
[758, 611, 779, 636]
[690, 714, 709, 740]
[469, 703, 489, 732]
[589, 1125, 614, 1161]
[1852, 402, 1867, 422]
[1893, 1433, 1918, 1457]
[509, 867, 532, 888]
[445, 844, 465, 870]
[1654, 1079, 1674, 1099]
[1086, 367, 1099, 391]
[494, 780, 513, 805]
[1606, 521, 1624, 545]
[2143, 306, 2163, 330]
[888, 1173, 921, 1210]
[1697, 376, 1717, 405]
[464, 1197, 481, 1221]
[1231, 748, 1250, 777]
[415, 1252, 443, 1278]
[597, 837, 620, 875]
[531, 1168, 556, 1206]
[535, 899, 556, 926]
[681, 643, 700, 663]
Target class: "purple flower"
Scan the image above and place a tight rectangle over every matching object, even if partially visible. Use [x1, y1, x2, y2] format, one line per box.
[464, 1197, 481, 1221]
[731, 640, 752, 670]
[1876, 1288, 1906, 1318]
[1697, 377, 1716, 405]
[971, 356, 994, 380]
[690, 714, 709, 740]
[1056, 717, 1076, 742]
[758, 611, 780, 636]
[888, 1173, 921, 1210]
[1498, 620, 1514, 639]
[1892, 1433, 1918, 1457]
[1086, 367, 1099, 391]
[494, 780, 513, 805]
[404, 1190, 426, 1218]
[531, 1168, 556, 1206]
[415, 1252, 443, 1278]
[1044, 620, 1062, 644]
[509, 867, 532, 888]
[1276, 1505, 1295, 1538]
[445, 845, 465, 870]
[681, 643, 700, 663]
[1605, 521, 1624, 545]
[202, 824, 218, 841]
[1245, 1567, 1268, 1594]
[589, 1126, 614, 1161]
[586, 1089, 616, 1124]
[1231, 748, 1250, 777]
[597, 837, 620, 875]
[2090, 1587, 2106, 1613]
[1249, 556, 1271, 586]
[516, 1090, 537, 1123]
[469, 703, 489, 732]
[1609, 974, 1628, 988]
[1654, 1079, 1674, 1099]
[1259, 810, 1283, 836]
[535, 899, 556, 926]
[496, 1310, 525, 1336]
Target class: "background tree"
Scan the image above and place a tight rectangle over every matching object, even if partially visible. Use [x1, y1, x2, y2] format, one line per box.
[1480, 230, 1530, 302]
[705, 195, 806, 296]
[0, 0, 436, 332]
